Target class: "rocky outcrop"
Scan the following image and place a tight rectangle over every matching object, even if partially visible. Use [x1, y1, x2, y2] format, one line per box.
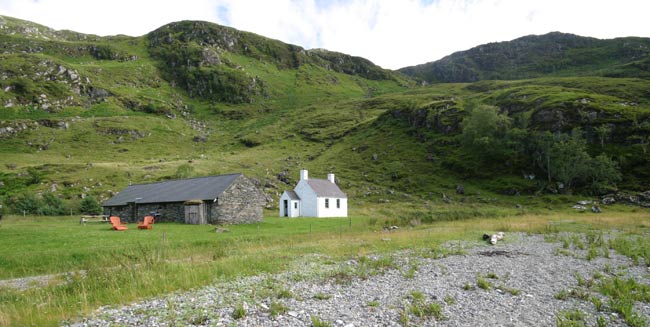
[0, 54, 90, 111]
[601, 191, 650, 207]
[379, 99, 463, 135]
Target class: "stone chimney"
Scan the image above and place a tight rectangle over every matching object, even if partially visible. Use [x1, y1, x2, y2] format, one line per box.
[327, 173, 335, 184]
[300, 169, 308, 181]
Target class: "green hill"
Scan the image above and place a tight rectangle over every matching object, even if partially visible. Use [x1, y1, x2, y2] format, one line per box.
[399, 32, 650, 83]
[0, 16, 649, 215]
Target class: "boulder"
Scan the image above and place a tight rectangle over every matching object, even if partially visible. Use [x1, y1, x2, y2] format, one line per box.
[456, 184, 465, 195]
[601, 196, 615, 205]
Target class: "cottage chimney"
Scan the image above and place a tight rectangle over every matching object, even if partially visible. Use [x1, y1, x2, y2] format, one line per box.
[300, 169, 308, 181]
[328, 173, 335, 184]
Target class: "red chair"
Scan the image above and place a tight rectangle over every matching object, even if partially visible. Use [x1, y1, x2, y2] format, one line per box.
[137, 215, 154, 230]
[109, 216, 128, 231]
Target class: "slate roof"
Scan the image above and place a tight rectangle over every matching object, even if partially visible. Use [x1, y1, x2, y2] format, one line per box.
[307, 179, 347, 198]
[103, 173, 242, 206]
[284, 190, 300, 200]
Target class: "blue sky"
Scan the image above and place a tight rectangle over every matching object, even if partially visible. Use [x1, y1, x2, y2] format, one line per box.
[0, 0, 648, 69]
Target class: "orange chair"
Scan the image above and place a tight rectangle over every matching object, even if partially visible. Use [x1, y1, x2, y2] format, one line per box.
[137, 215, 154, 230]
[109, 216, 128, 231]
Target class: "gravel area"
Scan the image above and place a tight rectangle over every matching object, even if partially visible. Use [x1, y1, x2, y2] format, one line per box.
[65, 233, 650, 326]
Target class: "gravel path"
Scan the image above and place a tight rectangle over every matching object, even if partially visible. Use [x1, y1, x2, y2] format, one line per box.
[66, 233, 650, 326]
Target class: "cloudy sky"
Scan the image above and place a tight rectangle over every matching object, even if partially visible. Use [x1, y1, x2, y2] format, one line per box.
[0, 0, 648, 69]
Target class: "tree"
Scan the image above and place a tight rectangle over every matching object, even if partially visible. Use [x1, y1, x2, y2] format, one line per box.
[40, 192, 66, 216]
[80, 196, 102, 215]
[587, 154, 621, 194]
[531, 129, 621, 194]
[594, 125, 611, 148]
[530, 131, 556, 183]
[547, 132, 591, 191]
[460, 103, 512, 161]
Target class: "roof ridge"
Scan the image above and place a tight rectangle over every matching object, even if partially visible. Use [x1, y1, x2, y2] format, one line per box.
[128, 173, 242, 187]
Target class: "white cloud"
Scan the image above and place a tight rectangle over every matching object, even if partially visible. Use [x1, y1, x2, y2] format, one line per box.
[0, 0, 648, 69]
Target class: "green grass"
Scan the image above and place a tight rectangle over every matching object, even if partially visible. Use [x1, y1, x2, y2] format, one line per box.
[0, 210, 645, 326]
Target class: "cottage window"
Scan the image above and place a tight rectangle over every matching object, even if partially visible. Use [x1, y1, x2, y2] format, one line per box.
[325, 198, 329, 208]
[336, 199, 340, 209]
[294, 202, 298, 209]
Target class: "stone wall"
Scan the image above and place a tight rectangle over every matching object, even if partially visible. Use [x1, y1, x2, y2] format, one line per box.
[103, 175, 266, 224]
[210, 175, 266, 224]
[103, 202, 185, 223]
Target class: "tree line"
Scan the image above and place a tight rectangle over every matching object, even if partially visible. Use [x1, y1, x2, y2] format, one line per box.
[458, 102, 621, 194]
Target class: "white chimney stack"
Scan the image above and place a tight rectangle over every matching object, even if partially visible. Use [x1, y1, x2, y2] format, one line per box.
[300, 169, 308, 181]
[328, 173, 335, 184]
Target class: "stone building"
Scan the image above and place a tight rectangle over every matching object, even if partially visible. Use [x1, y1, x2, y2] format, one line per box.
[102, 173, 266, 224]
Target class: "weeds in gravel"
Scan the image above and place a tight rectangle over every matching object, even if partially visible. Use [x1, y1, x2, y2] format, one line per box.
[476, 277, 492, 290]
[555, 289, 570, 300]
[574, 272, 594, 288]
[590, 296, 604, 311]
[554, 288, 589, 301]
[329, 269, 354, 285]
[398, 306, 410, 326]
[608, 235, 650, 266]
[276, 288, 294, 299]
[407, 291, 425, 302]
[596, 316, 607, 327]
[444, 295, 455, 305]
[313, 292, 331, 300]
[311, 316, 332, 327]
[403, 262, 418, 279]
[555, 309, 586, 327]
[186, 310, 212, 325]
[367, 300, 380, 307]
[232, 303, 246, 320]
[555, 248, 575, 257]
[498, 285, 521, 295]
[462, 283, 473, 290]
[402, 290, 445, 323]
[486, 272, 498, 279]
[358, 255, 396, 277]
[269, 301, 288, 317]
[598, 276, 650, 327]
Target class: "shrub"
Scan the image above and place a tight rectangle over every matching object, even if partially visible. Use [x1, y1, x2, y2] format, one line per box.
[80, 195, 102, 215]
[40, 192, 67, 215]
[12, 193, 41, 215]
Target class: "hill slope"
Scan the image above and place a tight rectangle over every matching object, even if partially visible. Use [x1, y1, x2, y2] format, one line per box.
[399, 32, 650, 83]
[0, 17, 649, 215]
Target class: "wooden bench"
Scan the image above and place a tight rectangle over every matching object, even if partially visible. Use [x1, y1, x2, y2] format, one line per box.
[79, 215, 109, 224]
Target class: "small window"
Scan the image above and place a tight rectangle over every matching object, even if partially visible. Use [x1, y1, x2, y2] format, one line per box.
[336, 199, 340, 209]
[325, 198, 329, 208]
[294, 202, 298, 209]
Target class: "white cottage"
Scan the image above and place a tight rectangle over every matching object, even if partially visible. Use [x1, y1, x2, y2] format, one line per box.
[279, 169, 348, 217]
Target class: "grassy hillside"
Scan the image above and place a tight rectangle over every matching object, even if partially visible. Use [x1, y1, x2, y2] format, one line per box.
[1, 16, 649, 215]
[399, 32, 650, 83]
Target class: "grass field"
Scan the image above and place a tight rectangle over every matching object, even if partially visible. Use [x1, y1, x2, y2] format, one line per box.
[0, 206, 649, 326]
